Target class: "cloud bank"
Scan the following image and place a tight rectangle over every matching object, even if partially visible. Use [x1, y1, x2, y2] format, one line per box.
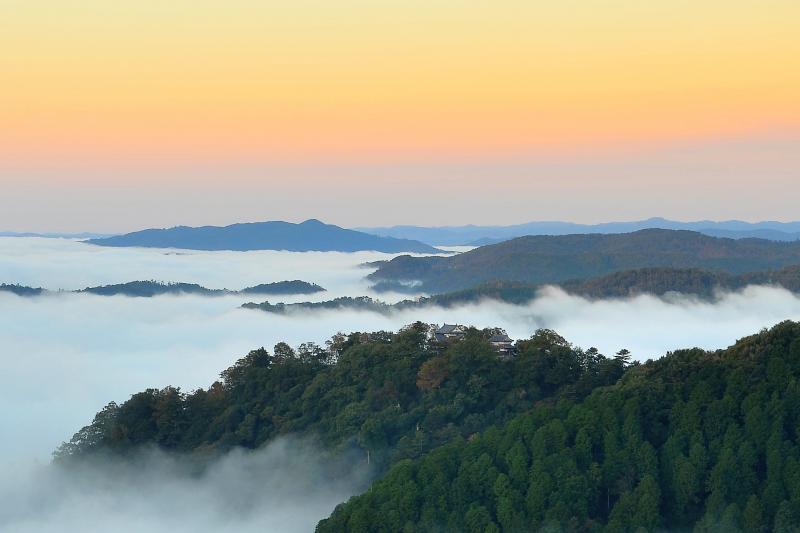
[0, 439, 368, 533]
[3, 236, 800, 531]
[4, 283, 800, 464]
[0, 236, 425, 299]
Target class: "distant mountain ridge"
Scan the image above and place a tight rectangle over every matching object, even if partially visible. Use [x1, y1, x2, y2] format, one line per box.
[87, 219, 440, 253]
[80, 281, 226, 297]
[0, 231, 115, 239]
[0, 283, 46, 297]
[368, 229, 800, 293]
[358, 217, 800, 245]
[0, 280, 326, 298]
[243, 266, 800, 315]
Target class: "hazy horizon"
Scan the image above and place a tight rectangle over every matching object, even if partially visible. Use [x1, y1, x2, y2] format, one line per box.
[5, 211, 800, 237]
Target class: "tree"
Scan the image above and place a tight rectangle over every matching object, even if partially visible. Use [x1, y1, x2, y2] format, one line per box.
[774, 500, 800, 533]
[632, 475, 661, 530]
[416, 356, 449, 391]
[464, 504, 495, 533]
[273, 341, 295, 361]
[743, 495, 764, 533]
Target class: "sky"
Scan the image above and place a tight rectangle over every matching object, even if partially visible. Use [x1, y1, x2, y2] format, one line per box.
[1, 1, 799, 231]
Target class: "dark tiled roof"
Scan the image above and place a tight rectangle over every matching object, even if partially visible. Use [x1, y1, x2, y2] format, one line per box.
[488, 334, 513, 343]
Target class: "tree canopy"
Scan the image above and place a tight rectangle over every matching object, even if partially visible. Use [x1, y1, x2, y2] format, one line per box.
[56, 323, 625, 475]
[57, 320, 800, 531]
[319, 321, 800, 532]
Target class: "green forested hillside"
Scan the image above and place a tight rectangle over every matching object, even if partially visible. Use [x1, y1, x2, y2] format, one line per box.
[319, 321, 800, 532]
[416, 266, 800, 302]
[58, 320, 800, 531]
[243, 267, 800, 316]
[57, 324, 626, 474]
[368, 229, 800, 293]
[562, 265, 800, 299]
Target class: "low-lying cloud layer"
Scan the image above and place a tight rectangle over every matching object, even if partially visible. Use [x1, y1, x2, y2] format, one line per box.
[5, 283, 800, 464]
[0, 236, 425, 300]
[4, 237, 800, 531]
[1, 439, 369, 533]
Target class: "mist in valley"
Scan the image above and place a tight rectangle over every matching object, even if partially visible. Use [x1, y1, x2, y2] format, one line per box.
[1, 439, 369, 533]
[4, 237, 800, 531]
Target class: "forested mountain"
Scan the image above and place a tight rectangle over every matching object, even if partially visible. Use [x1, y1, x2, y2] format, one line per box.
[239, 280, 325, 295]
[320, 321, 800, 532]
[0, 283, 46, 297]
[368, 230, 800, 293]
[82, 279, 326, 297]
[562, 265, 800, 299]
[56, 324, 627, 476]
[358, 218, 800, 246]
[87, 219, 440, 253]
[57, 321, 800, 531]
[1, 280, 326, 297]
[243, 267, 800, 316]
[81, 281, 227, 297]
[403, 266, 800, 303]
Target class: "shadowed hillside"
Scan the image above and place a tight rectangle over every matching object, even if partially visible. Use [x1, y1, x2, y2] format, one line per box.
[368, 229, 800, 293]
[243, 266, 800, 316]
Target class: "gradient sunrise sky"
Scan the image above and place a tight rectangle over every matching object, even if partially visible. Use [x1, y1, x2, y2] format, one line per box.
[1, 1, 798, 232]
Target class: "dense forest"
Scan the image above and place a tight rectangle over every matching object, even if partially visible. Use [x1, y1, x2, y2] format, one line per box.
[242, 266, 800, 316]
[56, 324, 627, 475]
[57, 320, 800, 531]
[320, 321, 800, 532]
[415, 266, 800, 302]
[368, 229, 800, 293]
[561, 266, 800, 299]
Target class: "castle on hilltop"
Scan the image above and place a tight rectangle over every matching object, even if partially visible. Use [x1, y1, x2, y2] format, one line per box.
[433, 324, 515, 358]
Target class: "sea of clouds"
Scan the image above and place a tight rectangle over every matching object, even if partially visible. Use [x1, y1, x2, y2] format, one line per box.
[3, 236, 800, 531]
[1, 439, 369, 533]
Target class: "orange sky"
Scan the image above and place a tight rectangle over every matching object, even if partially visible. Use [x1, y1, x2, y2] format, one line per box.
[1, 1, 798, 229]
[2, 0, 799, 163]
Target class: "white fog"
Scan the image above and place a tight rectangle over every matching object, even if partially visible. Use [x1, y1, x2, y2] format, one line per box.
[3, 237, 800, 531]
